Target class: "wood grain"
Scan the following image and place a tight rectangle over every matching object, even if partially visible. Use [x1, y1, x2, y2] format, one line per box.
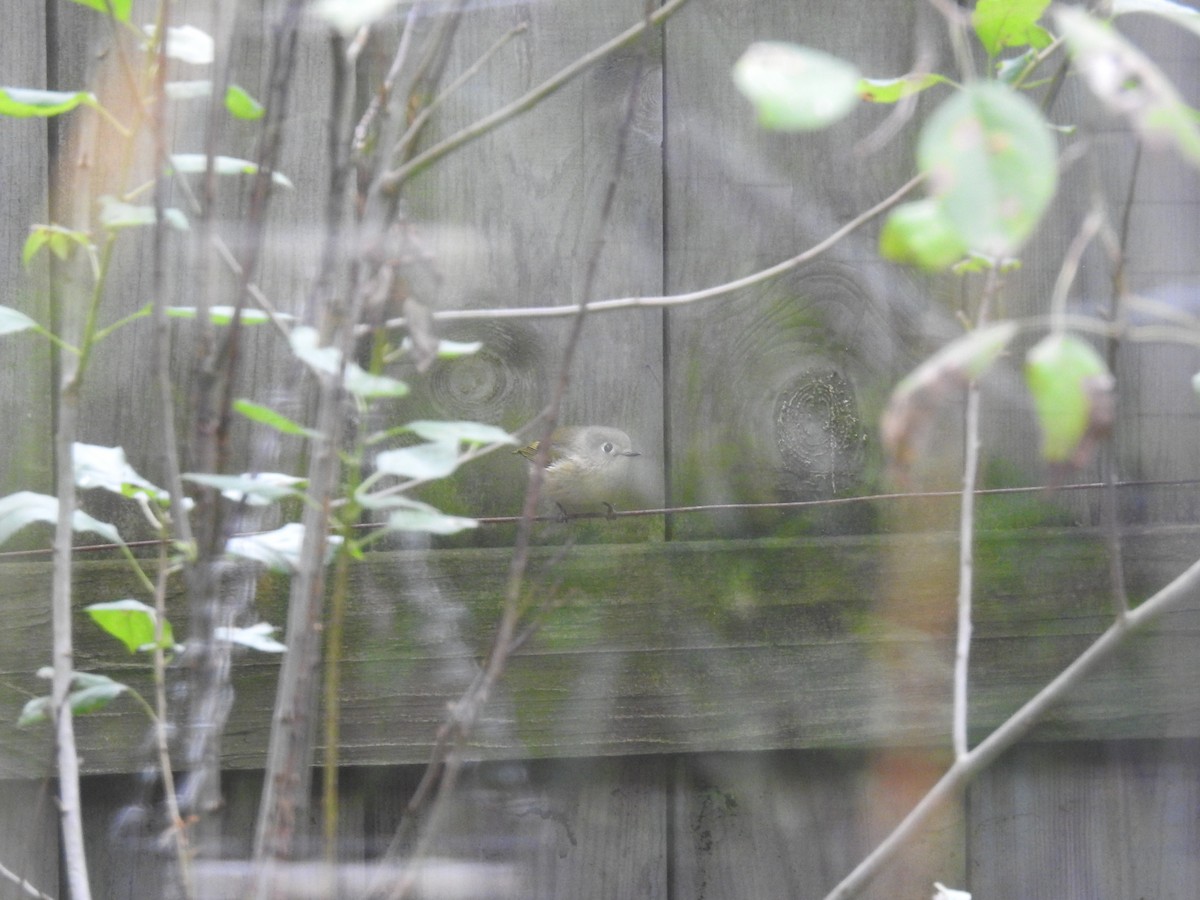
[2, 526, 1199, 778]
[968, 740, 1200, 897]
[390, 0, 666, 545]
[671, 749, 963, 900]
[0, 1, 53, 512]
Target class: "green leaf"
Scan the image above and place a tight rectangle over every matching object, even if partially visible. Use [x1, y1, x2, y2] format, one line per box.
[403, 420, 517, 447]
[858, 73, 948, 103]
[918, 82, 1057, 256]
[67, 0, 132, 21]
[972, 0, 1053, 57]
[170, 154, 294, 188]
[880, 199, 969, 270]
[23, 225, 93, 266]
[1057, 6, 1200, 168]
[733, 42, 861, 131]
[98, 196, 188, 231]
[85, 599, 175, 653]
[0, 491, 122, 547]
[225, 84, 265, 120]
[375, 442, 462, 480]
[0, 87, 95, 118]
[18, 673, 131, 726]
[0, 305, 40, 336]
[74, 443, 169, 503]
[1024, 333, 1115, 465]
[233, 399, 318, 437]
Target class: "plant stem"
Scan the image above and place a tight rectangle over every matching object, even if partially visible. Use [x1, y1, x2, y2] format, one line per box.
[153, 529, 194, 899]
[952, 382, 980, 760]
[51, 375, 92, 900]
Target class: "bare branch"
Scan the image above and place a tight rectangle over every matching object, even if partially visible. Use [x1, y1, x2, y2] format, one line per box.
[378, 0, 693, 190]
[823, 548, 1200, 899]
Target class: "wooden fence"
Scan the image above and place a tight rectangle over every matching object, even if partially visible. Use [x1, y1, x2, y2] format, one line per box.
[2, 0, 1200, 897]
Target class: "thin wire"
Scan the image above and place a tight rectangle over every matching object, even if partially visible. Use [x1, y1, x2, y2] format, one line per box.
[8, 478, 1198, 559]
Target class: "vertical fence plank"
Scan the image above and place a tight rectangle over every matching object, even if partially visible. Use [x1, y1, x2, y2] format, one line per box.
[662, 0, 953, 539]
[394, 0, 665, 542]
[671, 750, 963, 899]
[0, 779, 58, 900]
[969, 740, 1200, 897]
[0, 1, 53, 503]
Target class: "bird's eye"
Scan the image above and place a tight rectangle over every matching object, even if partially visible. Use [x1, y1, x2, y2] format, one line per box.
[602, 442, 614, 454]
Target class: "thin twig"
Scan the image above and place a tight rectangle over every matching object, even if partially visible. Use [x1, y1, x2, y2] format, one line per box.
[1048, 203, 1105, 331]
[380, 7, 660, 898]
[373, 173, 925, 328]
[379, 0, 693, 190]
[391, 23, 529, 160]
[953, 382, 981, 760]
[0, 861, 55, 900]
[152, 526, 194, 898]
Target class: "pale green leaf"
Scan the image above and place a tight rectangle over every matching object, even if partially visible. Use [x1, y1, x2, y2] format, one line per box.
[98, 196, 188, 231]
[74, 443, 169, 503]
[170, 154, 294, 188]
[215, 622, 286, 653]
[385, 508, 479, 535]
[1024, 333, 1115, 464]
[226, 523, 342, 573]
[918, 82, 1058, 255]
[403, 420, 516, 447]
[1057, 6, 1200, 168]
[879, 199, 969, 270]
[344, 365, 409, 398]
[0, 491, 122, 547]
[182, 472, 306, 506]
[0, 305, 40, 336]
[375, 442, 461, 480]
[734, 41, 861, 131]
[233, 399, 318, 437]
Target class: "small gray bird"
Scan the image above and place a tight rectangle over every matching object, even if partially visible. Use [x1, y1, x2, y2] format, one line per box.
[517, 426, 641, 516]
